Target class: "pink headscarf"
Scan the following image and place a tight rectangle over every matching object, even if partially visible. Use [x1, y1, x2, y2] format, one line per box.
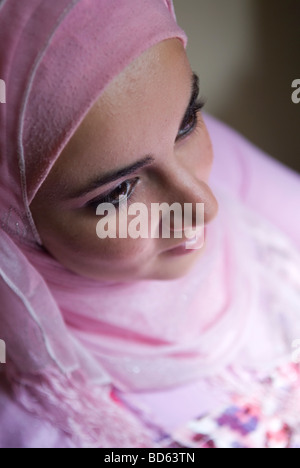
[0, 0, 256, 448]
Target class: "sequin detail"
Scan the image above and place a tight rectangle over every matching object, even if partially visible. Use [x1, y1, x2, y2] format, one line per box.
[162, 361, 300, 449]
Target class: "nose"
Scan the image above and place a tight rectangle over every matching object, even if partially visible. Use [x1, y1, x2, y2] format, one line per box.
[165, 166, 219, 232]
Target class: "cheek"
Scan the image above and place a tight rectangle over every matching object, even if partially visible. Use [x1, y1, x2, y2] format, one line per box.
[98, 237, 155, 266]
[41, 209, 156, 269]
[194, 122, 214, 180]
[177, 119, 214, 182]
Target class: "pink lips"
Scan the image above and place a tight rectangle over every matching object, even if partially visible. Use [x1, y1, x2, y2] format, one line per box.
[165, 243, 196, 256]
[164, 228, 205, 256]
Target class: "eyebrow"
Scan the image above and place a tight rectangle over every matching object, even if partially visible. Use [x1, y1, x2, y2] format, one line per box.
[68, 72, 200, 200]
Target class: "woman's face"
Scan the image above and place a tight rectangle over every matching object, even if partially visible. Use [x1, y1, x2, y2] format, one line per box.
[31, 38, 218, 282]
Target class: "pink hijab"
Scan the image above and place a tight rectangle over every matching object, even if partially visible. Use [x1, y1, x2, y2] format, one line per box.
[0, 0, 257, 448]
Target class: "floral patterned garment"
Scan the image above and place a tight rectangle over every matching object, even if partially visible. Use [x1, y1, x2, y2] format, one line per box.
[158, 360, 300, 449]
[156, 210, 300, 449]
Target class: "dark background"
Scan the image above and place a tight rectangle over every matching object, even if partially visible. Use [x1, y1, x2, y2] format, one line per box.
[174, 0, 300, 173]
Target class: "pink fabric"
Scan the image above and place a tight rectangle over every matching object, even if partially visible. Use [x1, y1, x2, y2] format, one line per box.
[0, 0, 189, 449]
[207, 116, 300, 249]
[0, 375, 75, 448]
[0, 0, 187, 244]
[1, 114, 299, 448]
[0, 0, 299, 450]
[169, 361, 300, 448]
[116, 116, 300, 437]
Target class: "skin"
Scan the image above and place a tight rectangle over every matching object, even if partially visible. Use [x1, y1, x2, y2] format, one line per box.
[30, 38, 219, 282]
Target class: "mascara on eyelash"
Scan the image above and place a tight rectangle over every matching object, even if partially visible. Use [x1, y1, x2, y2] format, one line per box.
[87, 179, 139, 209]
[183, 97, 206, 123]
[177, 98, 205, 140]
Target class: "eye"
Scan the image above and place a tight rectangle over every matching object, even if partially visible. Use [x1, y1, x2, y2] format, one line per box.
[176, 99, 205, 142]
[87, 178, 139, 210]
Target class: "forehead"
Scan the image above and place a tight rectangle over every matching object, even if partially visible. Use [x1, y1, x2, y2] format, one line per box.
[78, 39, 190, 131]
[42, 39, 191, 190]
[101, 38, 190, 106]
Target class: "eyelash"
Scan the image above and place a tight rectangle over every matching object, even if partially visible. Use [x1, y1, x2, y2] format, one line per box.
[176, 98, 205, 141]
[87, 178, 139, 211]
[87, 98, 205, 211]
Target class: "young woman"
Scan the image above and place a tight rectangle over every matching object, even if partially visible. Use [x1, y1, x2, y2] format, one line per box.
[0, 0, 299, 448]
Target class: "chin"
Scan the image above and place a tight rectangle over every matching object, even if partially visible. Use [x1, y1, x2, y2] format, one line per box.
[146, 250, 202, 281]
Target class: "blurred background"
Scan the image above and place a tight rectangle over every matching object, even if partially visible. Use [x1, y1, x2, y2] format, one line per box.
[173, 0, 300, 172]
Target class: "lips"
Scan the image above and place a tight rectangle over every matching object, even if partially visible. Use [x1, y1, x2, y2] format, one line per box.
[164, 227, 205, 254]
[185, 228, 205, 250]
